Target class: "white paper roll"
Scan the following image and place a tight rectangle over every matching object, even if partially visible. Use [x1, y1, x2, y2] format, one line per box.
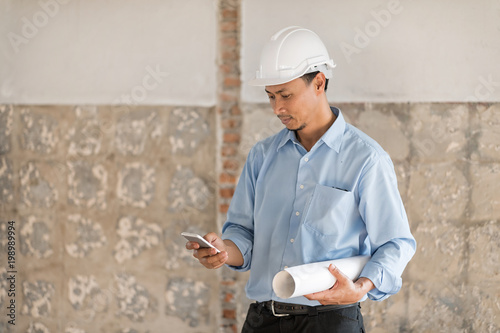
[272, 256, 371, 299]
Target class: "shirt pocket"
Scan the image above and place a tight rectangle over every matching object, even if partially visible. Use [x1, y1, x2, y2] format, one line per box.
[302, 184, 354, 236]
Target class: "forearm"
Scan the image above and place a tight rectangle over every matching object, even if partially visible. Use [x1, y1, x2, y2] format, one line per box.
[223, 239, 244, 267]
[359, 238, 416, 300]
[354, 277, 375, 299]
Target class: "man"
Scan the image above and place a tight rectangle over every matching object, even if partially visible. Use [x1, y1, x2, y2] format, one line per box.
[186, 26, 416, 332]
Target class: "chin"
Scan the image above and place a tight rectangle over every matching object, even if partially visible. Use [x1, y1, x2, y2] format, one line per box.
[290, 124, 306, 131]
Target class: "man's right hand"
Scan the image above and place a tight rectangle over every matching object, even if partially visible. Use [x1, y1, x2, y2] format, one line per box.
[185, 232, 229, 269]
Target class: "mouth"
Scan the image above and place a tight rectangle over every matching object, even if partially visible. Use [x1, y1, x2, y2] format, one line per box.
[278, 115, 293, 125]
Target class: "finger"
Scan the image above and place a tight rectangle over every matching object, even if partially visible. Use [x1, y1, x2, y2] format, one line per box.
[304, 291, 330, 305]
[304, 290, 327, 300]
[205, 248, 224, 261]
[186, 241, 200, 250]
[193, 247, 215, 260]
[304, 293, 314, 300]
[206, 251, 228, 264]
[203, 251, 228, 269]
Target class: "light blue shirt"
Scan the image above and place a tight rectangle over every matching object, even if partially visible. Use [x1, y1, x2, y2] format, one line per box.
[222, 107, 416, 306]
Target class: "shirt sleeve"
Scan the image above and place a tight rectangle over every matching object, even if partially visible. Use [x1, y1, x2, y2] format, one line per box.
[357, 153, 417, 301]
[221, 145, 262, 272]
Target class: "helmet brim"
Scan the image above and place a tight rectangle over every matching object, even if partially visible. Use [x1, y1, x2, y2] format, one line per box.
[247, 74, 303, 87]
[248, 65, 333, 87]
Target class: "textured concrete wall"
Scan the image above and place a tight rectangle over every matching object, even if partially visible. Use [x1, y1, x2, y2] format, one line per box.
[0, 105, 219, 332]
[237, 102, 500, 332]
[1, 100, 499, 333]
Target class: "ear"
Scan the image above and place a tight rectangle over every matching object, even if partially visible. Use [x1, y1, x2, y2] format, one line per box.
[313, 72, 326, 95]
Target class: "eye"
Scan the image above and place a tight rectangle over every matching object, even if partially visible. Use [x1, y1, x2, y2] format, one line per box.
[267, 95, 275, 100]
[281, 94, 291, 99]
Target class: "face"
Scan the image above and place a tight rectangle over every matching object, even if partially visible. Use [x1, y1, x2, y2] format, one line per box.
[265, 77, 320, 132]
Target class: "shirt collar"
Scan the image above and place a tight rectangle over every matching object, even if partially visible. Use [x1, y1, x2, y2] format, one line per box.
[322, 107, 346, 153]
[277, 107, 346, 153]
[277, 128, 297, 151]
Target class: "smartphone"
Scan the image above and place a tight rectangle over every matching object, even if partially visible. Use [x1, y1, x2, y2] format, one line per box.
[181, 232, 221, 253]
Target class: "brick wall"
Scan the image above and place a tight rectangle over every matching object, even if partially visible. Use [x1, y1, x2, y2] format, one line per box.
[216, 1, 243, 332]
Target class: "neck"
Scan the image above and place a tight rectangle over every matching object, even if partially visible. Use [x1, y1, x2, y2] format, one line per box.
[296, 104, 336, 151]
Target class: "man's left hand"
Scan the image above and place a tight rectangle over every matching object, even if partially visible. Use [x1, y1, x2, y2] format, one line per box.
[304, 264, 375, 305]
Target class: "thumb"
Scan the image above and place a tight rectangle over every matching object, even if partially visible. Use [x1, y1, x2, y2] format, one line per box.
[204, 232, 225, 250]
[204, 232, 218, 241]
[328, 264, 348, 282]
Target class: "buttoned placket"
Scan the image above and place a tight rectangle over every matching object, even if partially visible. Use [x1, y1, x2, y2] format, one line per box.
[281, 150, 312, 270]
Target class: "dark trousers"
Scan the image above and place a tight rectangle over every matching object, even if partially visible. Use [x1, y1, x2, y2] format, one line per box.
[242, 302, 365, 333]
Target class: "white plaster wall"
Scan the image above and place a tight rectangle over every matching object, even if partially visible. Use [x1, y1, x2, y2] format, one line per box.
[242, 0, 500, 103]
[0, 0, 216, 106]
[2, 0, 499, 105]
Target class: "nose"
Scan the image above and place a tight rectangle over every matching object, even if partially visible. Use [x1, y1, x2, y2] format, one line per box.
[272, 98, 285, 115]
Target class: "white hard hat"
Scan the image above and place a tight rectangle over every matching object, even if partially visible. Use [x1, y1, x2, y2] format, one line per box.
[248, 26, 336, 86]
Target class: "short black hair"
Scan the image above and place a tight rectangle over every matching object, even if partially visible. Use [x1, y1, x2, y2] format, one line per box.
[301, 71, 329, 92]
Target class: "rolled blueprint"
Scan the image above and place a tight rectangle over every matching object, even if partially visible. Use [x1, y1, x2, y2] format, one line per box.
[272, 256, 371, 299]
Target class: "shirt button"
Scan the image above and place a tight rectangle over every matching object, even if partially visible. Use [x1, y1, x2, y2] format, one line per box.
[295, 211, 300, 216]
[304, 157, 309, 162]
[290, 239, 294, 243]
[300, 185, 304, 189]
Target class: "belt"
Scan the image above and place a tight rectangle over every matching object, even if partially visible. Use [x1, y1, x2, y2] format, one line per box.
[260, 300, 358, 317]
